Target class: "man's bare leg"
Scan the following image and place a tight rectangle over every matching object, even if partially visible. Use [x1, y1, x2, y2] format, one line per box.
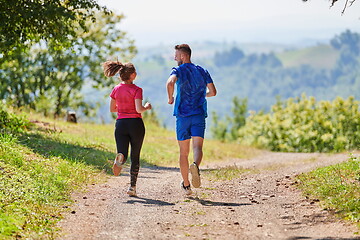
[189, 137, 204, 188]
[192, 137, 204, 166]
[178, 139, 191, 186]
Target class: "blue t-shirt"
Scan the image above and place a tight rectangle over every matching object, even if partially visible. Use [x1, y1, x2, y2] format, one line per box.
[170, 63, 213, 118]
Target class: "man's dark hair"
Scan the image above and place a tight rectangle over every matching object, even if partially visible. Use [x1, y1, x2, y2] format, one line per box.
[175, 44, 191, 57]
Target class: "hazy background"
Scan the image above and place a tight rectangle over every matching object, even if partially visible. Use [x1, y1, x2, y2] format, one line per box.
[98, 0, 360, 47]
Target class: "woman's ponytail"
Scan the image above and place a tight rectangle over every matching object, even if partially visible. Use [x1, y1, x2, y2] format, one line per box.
[102, 60, 135, 81]
[102, 61, 123, 77]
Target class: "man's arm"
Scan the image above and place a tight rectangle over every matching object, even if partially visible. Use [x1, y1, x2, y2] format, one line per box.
[166, 75, 177, 104]
[206, 83, 217, 97]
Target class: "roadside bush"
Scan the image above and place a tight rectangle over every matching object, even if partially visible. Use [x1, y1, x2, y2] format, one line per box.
[238, 95, 360, 152]
[0, 106, 30, 133]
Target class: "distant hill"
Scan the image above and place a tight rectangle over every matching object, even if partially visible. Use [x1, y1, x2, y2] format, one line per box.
[277, 44, 339, 69]
[135, 41, 309, 61]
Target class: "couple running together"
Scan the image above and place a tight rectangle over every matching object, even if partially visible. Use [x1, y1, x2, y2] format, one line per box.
[103, 44, 217, 197]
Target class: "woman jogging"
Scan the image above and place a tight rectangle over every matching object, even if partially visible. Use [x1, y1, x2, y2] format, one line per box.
[103, 60, 152, 197]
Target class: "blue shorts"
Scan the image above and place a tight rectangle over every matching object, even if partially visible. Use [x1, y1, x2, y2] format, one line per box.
[176, 114, 206, 141]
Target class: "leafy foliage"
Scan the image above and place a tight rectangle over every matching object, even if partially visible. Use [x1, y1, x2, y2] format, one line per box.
[211, 112, 228, 142]
[0, 0, 108, 53]
[211, 97, 248, 141]
[0, 106, 30, 133]
[0, 11, 136, 118]
[238, 95, 360, 152]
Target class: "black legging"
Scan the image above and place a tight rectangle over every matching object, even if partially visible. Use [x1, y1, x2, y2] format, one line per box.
[114, 118, 145, 187]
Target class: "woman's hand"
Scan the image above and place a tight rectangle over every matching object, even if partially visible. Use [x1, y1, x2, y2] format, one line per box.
[144, 102, 152, 110]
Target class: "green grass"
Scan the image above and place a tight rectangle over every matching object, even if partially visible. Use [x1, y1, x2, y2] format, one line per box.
[296, 154, 360, 228]
[277, 44, 339, 69]
[0, 114, 116, 239]
[0, 131, 108, 239]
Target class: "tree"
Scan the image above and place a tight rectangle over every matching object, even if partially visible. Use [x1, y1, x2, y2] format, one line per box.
[302, 0, 357, 14]
[331, 30, 360, 55]
[0, 11, 136, 118]
[328, 30, 360, 91]
[228, 97, 248, 140]
[0, 0, 109, 53]
[214, 47, 245, 67]
[0, 47, 34, 108]
[211, 97, 248, 141]
[211, 112, 228, 142]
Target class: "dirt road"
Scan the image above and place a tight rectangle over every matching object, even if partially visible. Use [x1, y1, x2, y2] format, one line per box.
[58, 151, 359, 240]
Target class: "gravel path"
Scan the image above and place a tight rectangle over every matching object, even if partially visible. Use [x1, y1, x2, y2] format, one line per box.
[58, 151, 360, 240]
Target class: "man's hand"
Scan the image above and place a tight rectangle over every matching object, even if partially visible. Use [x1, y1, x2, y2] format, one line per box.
[168, 96, 174, 105]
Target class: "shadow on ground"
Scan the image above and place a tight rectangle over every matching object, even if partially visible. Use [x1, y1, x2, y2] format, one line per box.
[19, 132, 114, 172]
[125, 196, 175, 206]
[189, 196, 251, 207]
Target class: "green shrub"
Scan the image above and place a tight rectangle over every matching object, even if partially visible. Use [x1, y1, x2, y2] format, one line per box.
[0, 106, 30, 133]
[238, 95, 360, 152]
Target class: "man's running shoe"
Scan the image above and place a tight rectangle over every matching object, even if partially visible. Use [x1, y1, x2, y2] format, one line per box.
[181, 181, 192, 196]
[127, 186, 137, 197]
[189, 162, 201, 188]
[113, 153, 124, 176]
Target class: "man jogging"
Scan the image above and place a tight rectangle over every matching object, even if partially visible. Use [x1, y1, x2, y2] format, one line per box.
[166, 44, 217, 195]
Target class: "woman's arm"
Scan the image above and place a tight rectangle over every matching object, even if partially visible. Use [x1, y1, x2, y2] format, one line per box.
[135, 99, 152, 113]
[110, 98, 117, 112]
[206, 83, 217, 97]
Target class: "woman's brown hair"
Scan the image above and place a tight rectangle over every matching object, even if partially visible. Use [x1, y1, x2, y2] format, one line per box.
[102, 61, 136, 81]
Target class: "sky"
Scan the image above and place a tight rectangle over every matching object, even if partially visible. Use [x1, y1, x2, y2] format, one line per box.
[97, 0, 360, 47]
